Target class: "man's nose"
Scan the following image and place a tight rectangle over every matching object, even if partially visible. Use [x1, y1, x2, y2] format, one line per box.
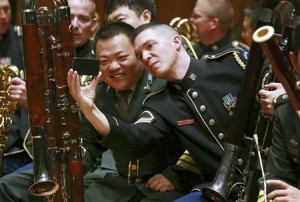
[142, 51, 151, 61]
[109, 61, 121, 71]
[72, 17, 79, 28]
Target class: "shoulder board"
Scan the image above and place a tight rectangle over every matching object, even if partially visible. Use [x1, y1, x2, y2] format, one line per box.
[205, 48, 247, 70]
[272, 93, 289, 106]
[13, 25, 22, 37]
[231, 40, 250, 51]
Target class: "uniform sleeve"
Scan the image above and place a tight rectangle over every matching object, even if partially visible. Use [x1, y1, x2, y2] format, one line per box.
[161, 165, 204, 193]
[266, 110, 298, 186]
[80, 112, 107, 173]
[102, 110, 171, 158]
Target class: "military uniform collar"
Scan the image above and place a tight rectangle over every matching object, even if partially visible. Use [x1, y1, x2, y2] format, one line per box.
[170, 58, 201, 91]
[196, 34, 233, 58]
[76, 40, 94, 58]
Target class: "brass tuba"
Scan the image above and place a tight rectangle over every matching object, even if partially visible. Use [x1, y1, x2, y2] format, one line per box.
[170, 17, 198, 59]
[0, 64, 19, 176]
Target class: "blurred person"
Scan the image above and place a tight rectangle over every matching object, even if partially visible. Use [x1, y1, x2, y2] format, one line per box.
[262, 22, 300, 202]
[105, 0, 156, 28]
[241, 3, 260, 47]
[189, 0, 248, 59]
[0, 0, 31, 177]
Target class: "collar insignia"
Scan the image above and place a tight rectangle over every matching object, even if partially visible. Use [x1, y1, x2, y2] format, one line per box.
[189, 73, 197, 81]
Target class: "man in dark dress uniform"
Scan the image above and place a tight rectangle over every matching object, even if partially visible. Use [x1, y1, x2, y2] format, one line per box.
[0, 0, 31, 176]
[190, 0, 249, 59]
[68, 23, 248, 201]
[261, 23, 300, 202]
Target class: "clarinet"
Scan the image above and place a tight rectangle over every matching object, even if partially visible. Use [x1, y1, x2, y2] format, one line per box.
[202, 0, 282, 201]
[22, 0, 83, 201]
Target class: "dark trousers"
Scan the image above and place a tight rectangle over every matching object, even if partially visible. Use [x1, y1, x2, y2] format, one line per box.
[2, 152, 32, 177]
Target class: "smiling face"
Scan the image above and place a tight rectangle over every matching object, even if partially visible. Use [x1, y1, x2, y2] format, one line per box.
[0, 0, 11, 36]
[133, 28, 180, 80]
[95, 34, 143, 91]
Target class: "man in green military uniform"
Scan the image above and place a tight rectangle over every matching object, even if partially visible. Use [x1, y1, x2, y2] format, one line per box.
[263, 23, 300, 202]
[82, 22, 186, 202]
[68, 23, 248, 201]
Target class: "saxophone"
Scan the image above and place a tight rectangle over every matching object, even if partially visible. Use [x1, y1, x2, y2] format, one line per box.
[22, 0, 83, 201]
[0, 64, 19, 176]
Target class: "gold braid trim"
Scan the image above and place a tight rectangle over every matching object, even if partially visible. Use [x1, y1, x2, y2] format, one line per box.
[176, 150, 202, 174]
[233, 52, 246, 70]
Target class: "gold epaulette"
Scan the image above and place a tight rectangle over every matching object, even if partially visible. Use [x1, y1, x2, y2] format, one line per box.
[176, 150, 201, 174]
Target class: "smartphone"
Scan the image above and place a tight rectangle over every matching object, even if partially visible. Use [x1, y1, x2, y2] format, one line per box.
[73, 57, 100, 76]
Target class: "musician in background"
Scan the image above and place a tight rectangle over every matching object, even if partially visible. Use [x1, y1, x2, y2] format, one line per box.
[69, 0, 98, 59]
[0, 0, 31, 177]
[263, 23, 300, 202]
[241, 3, 260, 47]
[189, 0, 248, 59]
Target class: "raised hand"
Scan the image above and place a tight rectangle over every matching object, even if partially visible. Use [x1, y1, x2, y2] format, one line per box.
[67, 69, 101, 113]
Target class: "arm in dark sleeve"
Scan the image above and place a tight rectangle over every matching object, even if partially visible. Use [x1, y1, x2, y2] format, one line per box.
[266, 109, 298, 187]
[102, 110, 171, 158]
[80, 112, 107, 173]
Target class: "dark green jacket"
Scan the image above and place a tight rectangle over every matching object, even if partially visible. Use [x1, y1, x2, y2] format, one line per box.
[267, 94, 300, 188]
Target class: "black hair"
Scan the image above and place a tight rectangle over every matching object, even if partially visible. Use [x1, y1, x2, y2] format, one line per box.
[93, 22, 135, 54]
[291, 23, 300, 55]
[244, 3, 260, 29]
[105, 0, 157, 22]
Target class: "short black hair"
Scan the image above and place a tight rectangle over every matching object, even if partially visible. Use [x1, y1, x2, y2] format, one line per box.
[244, 3, 260, 29]
[93, 22, 135, 54]
[291, 23, 300, 55]
[105, 0, 157, 22]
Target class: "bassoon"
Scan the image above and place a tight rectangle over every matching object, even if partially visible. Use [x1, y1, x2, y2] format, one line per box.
[22, 0, 83, 201]
[239, 1, 300, 201]
[202, 0, 282, 201]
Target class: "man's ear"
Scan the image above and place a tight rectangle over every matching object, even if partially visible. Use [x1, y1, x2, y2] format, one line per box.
[210, 17, 219, 30]
[140, 9, 152, 24]
[289, 51, 300, 74]
[91, 16, 99, 34]
[173, 35, 182, 50]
